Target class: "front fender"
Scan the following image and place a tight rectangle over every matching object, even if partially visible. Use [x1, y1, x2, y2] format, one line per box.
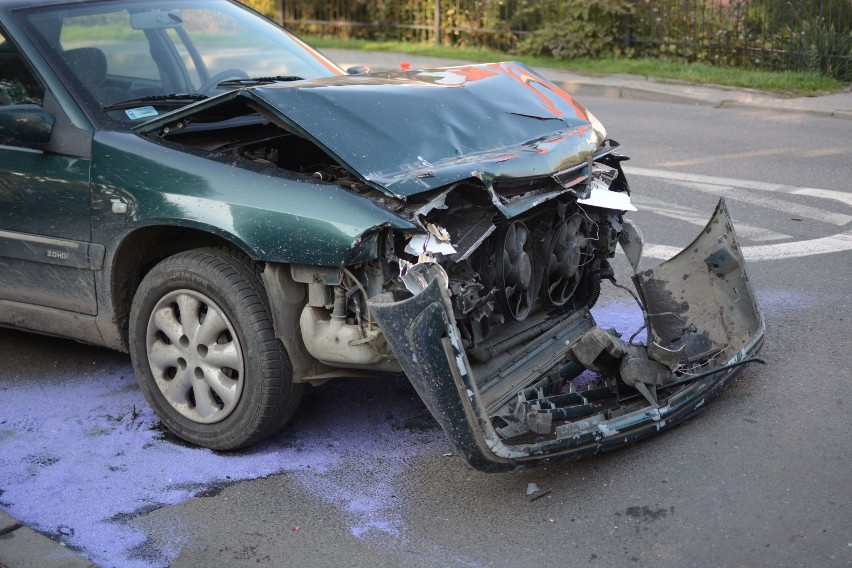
[92, 132, 415, 267]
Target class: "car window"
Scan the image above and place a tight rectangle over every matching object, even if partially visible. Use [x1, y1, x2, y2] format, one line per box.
[15, 0, 344, 125]
[162, 8, 325, 90]
[59, 12, 160, 81]
[0, 30, 45, 106]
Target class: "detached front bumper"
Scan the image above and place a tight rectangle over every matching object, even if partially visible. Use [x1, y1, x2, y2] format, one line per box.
[370, 199, 764, 472]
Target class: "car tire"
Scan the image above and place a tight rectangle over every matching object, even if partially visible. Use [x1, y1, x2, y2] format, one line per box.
[129, 247, 302, 450]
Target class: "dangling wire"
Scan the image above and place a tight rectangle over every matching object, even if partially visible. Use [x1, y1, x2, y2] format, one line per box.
[341, 267, 373, 332]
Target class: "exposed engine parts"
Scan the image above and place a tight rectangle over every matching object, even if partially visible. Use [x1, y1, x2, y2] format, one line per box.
[494, 219, 536, 321]
[214, 132, 632, 371]
[291, 187, 625, 371]
[442, 201, 610, 350]
[544, 213, 588, 307]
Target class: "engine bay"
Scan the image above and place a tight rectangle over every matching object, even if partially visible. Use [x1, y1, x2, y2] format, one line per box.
[167, 123, 632, 358]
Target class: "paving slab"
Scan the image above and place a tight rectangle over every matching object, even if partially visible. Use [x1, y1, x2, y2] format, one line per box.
[0, 511, 21, 536]
[0, 525, 96, 568]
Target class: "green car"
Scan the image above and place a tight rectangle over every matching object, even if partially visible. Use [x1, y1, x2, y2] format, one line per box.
[0, 0, 764, 471]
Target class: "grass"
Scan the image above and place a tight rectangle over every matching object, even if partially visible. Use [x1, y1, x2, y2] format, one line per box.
[307, 37, 844, 96]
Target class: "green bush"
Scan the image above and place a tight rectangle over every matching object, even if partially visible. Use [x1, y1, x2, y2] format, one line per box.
[240, 0, 277, 20]
[516, 0, 632, 59]
[786, 19, 852, 80]
[249, 0, 851, 81]
[627, 0, 757, 66]
[438, 0, 519, 50]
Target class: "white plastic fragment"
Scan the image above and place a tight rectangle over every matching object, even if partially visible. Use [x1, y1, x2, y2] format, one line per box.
[526, 483, 540, 496]
[577, 183, 637, 211]
[405, 233, 457, 256]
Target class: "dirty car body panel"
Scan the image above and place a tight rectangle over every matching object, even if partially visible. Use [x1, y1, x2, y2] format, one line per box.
[370, 200, 764, 471]
[0, 0, 764, 465]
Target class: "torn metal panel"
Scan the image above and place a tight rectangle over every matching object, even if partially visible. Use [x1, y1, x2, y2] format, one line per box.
[481, 176, 574, 220]
[577, 186, 636, 211]
[634, 198, 763, 365]
[369, 200, 764, 471]
[405, 233, 457, 257]
[617, 218, 644, 273]
[577, 161, 636, 211]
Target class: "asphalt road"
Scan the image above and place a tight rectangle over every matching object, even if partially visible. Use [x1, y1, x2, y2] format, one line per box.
[1, 97, 850, 568]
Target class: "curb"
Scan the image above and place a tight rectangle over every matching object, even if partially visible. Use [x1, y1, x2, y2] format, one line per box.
[555, 81, 719, 107]
[555, 80, 851, 120]
[717, 101, 852, 120]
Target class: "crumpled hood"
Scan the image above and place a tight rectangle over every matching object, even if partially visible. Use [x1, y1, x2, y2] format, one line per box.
[139, 62, 606, 199]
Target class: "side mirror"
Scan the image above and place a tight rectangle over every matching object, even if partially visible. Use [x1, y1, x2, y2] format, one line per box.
[0, 105, 54, 146]
[346, 65, 370, 75]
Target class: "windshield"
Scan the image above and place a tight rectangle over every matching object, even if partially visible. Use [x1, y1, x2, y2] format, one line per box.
[17, 0, 343, 124]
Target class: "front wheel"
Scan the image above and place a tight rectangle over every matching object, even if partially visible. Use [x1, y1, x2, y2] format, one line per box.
[129, 248, 302, 450]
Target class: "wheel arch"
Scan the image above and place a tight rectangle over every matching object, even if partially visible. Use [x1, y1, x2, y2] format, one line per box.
[108, 224, 253, 350]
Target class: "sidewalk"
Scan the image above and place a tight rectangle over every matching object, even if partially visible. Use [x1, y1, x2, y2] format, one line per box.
[1, 47, 850, 568]
[324, 48, 852, 120]
[0, 510, 95, 568]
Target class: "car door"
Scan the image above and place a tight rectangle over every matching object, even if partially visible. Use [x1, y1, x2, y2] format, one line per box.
[0, 28, 100, 315]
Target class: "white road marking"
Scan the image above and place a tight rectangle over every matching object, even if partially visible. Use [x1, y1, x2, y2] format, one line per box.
[642, 230, 852, 262]
[635, 196, 791, 242]
[625, 166, 852, 220]
[623, 167, 852, 262]
[679, 181, 852, 226]
[791, 187, 852, 208]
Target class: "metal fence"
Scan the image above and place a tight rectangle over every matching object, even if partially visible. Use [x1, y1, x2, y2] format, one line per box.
[624, 0, 852, 79]
[263, 1, 852, 79]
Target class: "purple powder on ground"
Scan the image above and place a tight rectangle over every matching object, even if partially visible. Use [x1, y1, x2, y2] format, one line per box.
[0, 367, 443, 567]
[0, 298, 654, 567]
[591, 299, 647, 344]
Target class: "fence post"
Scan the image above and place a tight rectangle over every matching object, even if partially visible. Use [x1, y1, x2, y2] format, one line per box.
[435, 0, 442, 46]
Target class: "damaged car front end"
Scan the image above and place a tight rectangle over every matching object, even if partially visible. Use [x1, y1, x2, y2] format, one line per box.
[1, 0, 762, 465]
[370, 199, 764, 471]
[138, 61, 765, 470]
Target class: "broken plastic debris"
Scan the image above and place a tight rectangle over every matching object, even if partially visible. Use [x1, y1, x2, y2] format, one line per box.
[404, 234, 457, 256]
[526, 482, 540, 495]
[577, 183, 637, 211]
[399, 260, 450, 294]
[426, 222, 450, 241]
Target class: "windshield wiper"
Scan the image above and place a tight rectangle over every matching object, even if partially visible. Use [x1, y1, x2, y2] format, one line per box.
[103, 94, 208, 112]
[216, 76, 304, 87]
